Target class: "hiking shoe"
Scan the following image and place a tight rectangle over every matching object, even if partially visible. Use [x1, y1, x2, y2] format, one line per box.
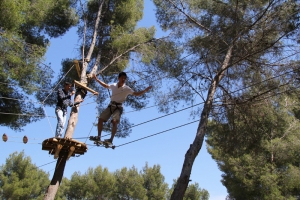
[90, 136, 100, 141]
[104, 139, 113, 144]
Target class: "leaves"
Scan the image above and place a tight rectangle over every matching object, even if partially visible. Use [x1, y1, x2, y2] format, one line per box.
[207, 94, 300, 199]
[0, 151, 49, 200]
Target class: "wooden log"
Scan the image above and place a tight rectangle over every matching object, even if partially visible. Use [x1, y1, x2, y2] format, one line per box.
[74, 60, 81, 78]
[74, 80, 98, 95]
[54, 144, 63, 159]
[67, 146, 75, 160]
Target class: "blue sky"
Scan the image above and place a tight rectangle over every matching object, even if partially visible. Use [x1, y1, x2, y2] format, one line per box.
[0, 1, 228, 199]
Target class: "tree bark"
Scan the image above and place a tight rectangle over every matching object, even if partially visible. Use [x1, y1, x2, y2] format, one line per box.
[81, 0, 104, 83]
[43, 151, 68, 200]
[43, 1, 105, 199]
[170, 46, 233, 200]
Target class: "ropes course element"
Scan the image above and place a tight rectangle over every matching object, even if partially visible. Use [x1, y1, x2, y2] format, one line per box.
[84, 117, 98, 143]
[42, 106, 55, 136]
[42, 137, 87, 160]
[0, 111, 55, 118]
[0, 97, 43, 104]
[116, 119, 199, 148]
[42, 64, 75, 104]
[0, 82, 50, 92]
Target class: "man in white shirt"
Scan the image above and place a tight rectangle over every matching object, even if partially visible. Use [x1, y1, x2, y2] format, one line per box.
[93, 72, 152, 144]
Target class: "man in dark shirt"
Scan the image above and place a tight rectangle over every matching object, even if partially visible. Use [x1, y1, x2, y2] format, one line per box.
[55, 82, 83, 138]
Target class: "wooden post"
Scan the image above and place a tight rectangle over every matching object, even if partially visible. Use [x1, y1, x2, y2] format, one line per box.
[44, 151, 68, 200]
[67, 146, 75, 160]
[54, 144, 63, 159]
[74, 60, 81, 78]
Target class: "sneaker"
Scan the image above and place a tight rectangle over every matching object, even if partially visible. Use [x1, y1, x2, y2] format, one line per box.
[104, 139, 113, 144]
[91, 136, 100, 141]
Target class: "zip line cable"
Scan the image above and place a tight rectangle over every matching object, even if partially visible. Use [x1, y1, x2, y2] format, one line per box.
[112, 83, 300, 149]
[0, 112, 55, 118]
[116, 119, 199, 148]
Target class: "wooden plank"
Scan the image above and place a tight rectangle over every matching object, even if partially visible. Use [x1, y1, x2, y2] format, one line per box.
[74, 60, 81, 78]
[74, 80, 98, 95]
[42, 137, 88, 159]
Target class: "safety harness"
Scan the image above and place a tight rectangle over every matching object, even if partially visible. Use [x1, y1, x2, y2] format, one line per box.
[108, 101, 123, 115]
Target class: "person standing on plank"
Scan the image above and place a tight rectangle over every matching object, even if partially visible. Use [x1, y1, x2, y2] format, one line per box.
[92, 72, 152, 144]
[55, 82, 83, 138]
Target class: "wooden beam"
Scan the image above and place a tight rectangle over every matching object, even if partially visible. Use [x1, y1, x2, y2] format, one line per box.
[74, 80, 98, 95]
[74, 60, 81, 78]
[54, 144, 63, 159]
[67, 146, 75, 160]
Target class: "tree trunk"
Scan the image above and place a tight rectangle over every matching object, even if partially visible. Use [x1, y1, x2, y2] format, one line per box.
[43, 151, 68, 200]
[43, 2, 104, 198]
[170, 46, 233, 200]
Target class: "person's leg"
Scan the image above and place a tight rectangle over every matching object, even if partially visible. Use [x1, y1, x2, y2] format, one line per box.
[97, 118, 105, 138]
[110, 119, 118, 142]
[61, 112, 67, 137]
[97, 106, 111, 140]
[109, 108, 121, 143]
[55, 109, 64, 138]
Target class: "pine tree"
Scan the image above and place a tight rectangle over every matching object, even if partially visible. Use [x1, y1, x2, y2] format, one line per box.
[149, 0, 300, 198]
[0, 0, 78, 130]
[0, 151, 49, 200]
[207, 93, 300, 199]
[113, 166, 147, 199]
[141, 163, 169, 200]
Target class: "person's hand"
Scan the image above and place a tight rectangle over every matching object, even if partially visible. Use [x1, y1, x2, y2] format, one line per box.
[93, 92, 99, 95]
[93, 74, 97, 80]
[71, 90, 75, 95]
[144, 86, 152, 92]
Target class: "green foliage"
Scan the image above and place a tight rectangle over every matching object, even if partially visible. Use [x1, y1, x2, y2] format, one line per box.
[150, 0, 300, 111]
[113, 166, 147, 199]
[0, 151, 49, 200]
[0, 0, 78, 130]
[207, 94, 300, 199]
[168, 179, 210, 200]
[80, 0, 156, 72]
[142, 163, 168, 199]
[66, 166, 115, 199]
[184, 183, 209, 200]
[62, 163, 185, 199]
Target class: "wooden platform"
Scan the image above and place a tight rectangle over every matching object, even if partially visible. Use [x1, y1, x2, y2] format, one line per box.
[42, 138, 88, 160]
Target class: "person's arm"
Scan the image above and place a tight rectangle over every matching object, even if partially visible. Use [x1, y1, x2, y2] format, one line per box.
[57, 89, 73, 101]
[93, 74, 109, 88]
[133, 86, 152, 96]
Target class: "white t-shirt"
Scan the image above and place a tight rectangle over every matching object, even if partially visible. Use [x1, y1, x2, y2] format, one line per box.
[109, 83, 134, 103]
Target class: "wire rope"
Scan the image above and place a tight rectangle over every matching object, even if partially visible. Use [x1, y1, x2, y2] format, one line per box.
[116, 119, 199, 148]
[42, 64, 75, 104]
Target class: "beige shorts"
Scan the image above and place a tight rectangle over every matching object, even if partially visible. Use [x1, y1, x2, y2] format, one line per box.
[100, 105, 122, 123]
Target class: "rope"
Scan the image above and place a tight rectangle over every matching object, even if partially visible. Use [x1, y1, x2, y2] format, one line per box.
[84, 117, 98, 143]
[42, 64, 75, 104]
[116, 119, 199, 148]
[0, 82, 50, 92]
[0, 112, 55, 118]
[0, 97, 43, 104]
[42, 106, 55, 136]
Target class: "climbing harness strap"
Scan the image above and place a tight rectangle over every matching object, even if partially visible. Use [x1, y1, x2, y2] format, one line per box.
[108, 101, 123, 115]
